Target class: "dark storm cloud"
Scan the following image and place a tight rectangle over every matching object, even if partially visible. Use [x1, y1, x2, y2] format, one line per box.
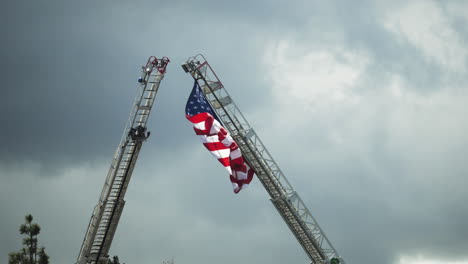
[0, 0, 273, 173]
[0, 0, 330, 171]
[1, 1, 144, 166]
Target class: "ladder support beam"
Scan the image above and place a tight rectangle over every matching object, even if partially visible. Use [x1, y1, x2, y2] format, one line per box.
[182, 55, 344, 264]
[77, 56, 169, 264]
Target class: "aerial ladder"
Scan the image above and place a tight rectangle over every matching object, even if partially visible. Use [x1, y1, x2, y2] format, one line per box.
[182, 55, 344, 264]
[77, 56, 170, 264]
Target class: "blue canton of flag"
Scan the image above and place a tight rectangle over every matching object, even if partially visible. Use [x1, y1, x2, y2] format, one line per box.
[185, 82, 219, 121]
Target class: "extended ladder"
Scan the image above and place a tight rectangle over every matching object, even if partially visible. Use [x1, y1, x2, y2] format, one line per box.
[182, 55, 344, 264]
[77, 56, 170, 264]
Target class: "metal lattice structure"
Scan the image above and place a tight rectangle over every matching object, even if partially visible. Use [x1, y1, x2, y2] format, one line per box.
[182, 55, 344, 264]
[77, 56, 170, 264]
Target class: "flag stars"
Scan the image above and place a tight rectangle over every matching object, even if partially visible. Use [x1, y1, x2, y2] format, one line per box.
[186, 82, 218, 119]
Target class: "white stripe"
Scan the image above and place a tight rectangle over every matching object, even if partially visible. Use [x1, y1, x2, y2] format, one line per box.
[210, 119, 222, 134]
[230, 149, 242, 160]
[199, 135, 219, 144]
[234, 170, 248, 180]
[193, 121, 206, 130]
[221, 135, 234, 146]
[210, 148, 230, 159]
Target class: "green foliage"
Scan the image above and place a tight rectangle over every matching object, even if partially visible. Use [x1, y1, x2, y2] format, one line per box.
[8, 251, 27, 264]
[37, 248, 49, 264]
[8, 214, 49, 264]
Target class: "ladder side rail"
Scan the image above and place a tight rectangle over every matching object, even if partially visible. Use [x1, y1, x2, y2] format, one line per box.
[77, 57, 169, 264]
[77, 204, 101, 264]
[91, 61, 167, 262]
[183, 56, 344, 264]
[190, 67, 287, 199]
[241, 129, 341, 260]
[82, 85, 148, 261]
[190, 61, 298, 200]
[96, 141, 143, 261]
[111, 68, 153, 194]
[189, 66, 326, 260]
[209, 87, 327, 262]
[91, 68, 164, 262]
[271, 196, 325, 262]
[77, 140, 130, 264]
[187, 58, 294, 196]
[130, 69, 157, 127]
[88, 141, 137, 263]
[235, 120, 328, 262]
[100, 152, 121, 202]
[290, 191, 342, 260]
[99, 139, 144, 254]
[194, 59, 296, 196]
[116, 56, 165, 158]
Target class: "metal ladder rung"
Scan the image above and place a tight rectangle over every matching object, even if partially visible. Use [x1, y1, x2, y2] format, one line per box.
[77, 58, 168, 264]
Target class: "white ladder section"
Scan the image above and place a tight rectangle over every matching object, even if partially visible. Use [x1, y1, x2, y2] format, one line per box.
[182, 55, 344, 264]
[77, 56, 169, 264]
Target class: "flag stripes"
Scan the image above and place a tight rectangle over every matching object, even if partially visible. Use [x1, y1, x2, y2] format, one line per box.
[185, 82, 254, 193]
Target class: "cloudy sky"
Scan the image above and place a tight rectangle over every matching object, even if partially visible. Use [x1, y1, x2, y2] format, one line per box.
[1, 1, 468, 264]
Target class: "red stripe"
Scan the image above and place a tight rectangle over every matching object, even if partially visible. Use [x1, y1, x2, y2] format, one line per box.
[230, 143, 238, 150]
[203, 142, 228, 151]
[188, 113, 216, 136]
[229, 167, 255, 192]
[218, 127, 228, 141]
[194, 128, 207, 135]
[187, 111, 256, 194]
[230, 156, 245, 166]
[217, 157, 230, 167]
[204, 115, 215, 134]
[187, 112, 209, 123]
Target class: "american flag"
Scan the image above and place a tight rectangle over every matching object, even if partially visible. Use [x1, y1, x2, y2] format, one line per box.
[185, 81, 254, 193]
